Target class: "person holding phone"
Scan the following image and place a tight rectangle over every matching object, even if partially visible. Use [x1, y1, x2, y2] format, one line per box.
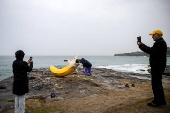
[12, 50, 33, 113]
[137, 30, 167, 107]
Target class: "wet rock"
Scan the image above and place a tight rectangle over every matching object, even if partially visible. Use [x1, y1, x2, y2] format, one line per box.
[147, 65, 170, 76]
[132, 84, 135, 87]
[29, 77, 36, 80]
[125, 84, 129, 87]
[50, 93, 56, 98]
[0, 85, 6, 89]
[1, 67, 170, 112]
[147, 69, 151, 73]
[164, 65, 170, 76]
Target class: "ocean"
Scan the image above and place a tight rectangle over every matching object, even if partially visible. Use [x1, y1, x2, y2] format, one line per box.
[0, 56, 170, 81]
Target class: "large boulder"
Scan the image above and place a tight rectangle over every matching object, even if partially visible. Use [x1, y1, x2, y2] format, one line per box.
[164, 65, 170, 76]
[147, 65, 170, 76]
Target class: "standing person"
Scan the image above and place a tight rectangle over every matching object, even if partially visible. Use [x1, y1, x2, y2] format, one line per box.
[76, 58, 93, 80]
[12, 50, 33, 113]
[137, 30, 167, 107]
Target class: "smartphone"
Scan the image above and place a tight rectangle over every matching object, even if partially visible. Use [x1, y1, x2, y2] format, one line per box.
[29, 57, 32, 61]
[137, 36, 141, 42]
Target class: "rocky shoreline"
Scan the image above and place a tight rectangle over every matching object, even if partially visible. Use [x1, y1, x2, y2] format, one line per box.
[0, 67, 170, 113]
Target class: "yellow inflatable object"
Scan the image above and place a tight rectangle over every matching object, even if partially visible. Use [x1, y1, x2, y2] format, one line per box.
[50, 65, 75, 76]
[50, 56, 79, 76]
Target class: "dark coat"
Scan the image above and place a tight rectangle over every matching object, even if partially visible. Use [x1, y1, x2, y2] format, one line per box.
[81, 58, 92, 68]
[12, 58, 33, 95]
[139, 38, 167, 75]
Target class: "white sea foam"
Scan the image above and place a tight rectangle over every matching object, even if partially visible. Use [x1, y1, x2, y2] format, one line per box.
[96, 64, 150, 74]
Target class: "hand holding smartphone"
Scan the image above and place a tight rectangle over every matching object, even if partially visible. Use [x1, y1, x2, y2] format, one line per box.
[27, 57, 33, 63]
[29, 57, 33, 61]
[137, 36, 141, 42]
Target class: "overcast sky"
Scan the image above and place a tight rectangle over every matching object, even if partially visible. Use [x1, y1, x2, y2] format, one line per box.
[0, 0, 170, 56]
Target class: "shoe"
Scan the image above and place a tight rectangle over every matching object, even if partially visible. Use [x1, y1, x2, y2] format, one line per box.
[162, 102, 167, 105]
[152, 100, 166, 105]
[82, 78, 87, 80]
[125, 84, 129, 87]
[88, 79, 93, 80]
[147, 102, 162, 107]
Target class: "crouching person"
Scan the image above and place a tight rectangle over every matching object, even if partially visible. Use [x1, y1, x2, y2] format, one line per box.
[76, 58, 93, 80]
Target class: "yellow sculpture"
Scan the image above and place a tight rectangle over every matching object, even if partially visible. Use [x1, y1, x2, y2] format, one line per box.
[50, 56, 79, 76]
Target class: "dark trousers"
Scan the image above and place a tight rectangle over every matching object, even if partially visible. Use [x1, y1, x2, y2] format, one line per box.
[151, 75, 166, 105]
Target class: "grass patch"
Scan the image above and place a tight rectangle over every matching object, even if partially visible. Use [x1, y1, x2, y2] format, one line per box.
[25, 98, 63, 113]
[105, 94, 170, 113]
[7, 99, 15, 102]
[26, 106, 63, 113]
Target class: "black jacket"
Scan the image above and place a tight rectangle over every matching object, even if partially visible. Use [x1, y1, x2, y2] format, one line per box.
[139, 38, 167, 75]
[81, 58, 92, 68]
[12, 59, 33, 95]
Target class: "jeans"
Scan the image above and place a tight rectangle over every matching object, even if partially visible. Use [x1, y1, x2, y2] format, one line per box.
[15, 95, 25, 113]
[84, 67, 92, 75]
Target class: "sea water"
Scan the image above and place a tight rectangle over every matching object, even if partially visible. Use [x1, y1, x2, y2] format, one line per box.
[0, 56, 170, 81]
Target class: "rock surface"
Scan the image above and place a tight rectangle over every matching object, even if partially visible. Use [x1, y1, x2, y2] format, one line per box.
[0, 68, 170, 113]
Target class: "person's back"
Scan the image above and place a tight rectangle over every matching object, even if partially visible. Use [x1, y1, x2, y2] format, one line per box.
[13, 50, 33, 95]
[13, 60, 32, 76]
[81, 58, 92, 68]
[12, 50, 33, 113]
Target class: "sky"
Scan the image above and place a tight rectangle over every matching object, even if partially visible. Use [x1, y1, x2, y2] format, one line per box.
[0, 0, 170, 56]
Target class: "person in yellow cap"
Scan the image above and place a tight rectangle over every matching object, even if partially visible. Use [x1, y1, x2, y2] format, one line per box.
[137, 30, 167, 107]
